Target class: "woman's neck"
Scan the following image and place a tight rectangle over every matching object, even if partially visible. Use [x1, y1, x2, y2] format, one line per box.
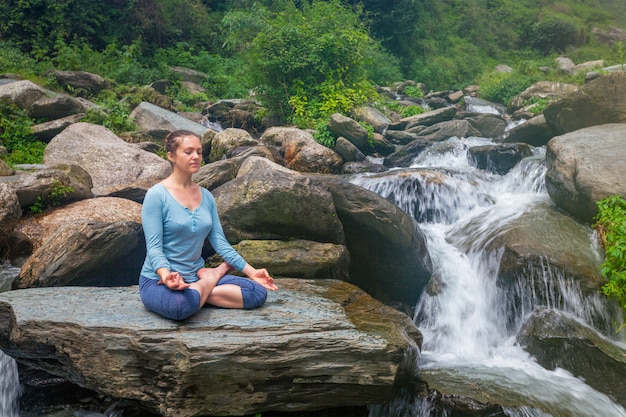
[165, 170, 194, 188]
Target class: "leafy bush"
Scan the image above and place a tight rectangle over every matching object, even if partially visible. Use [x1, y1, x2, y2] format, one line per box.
[478, 70, 538, 106]
[0, 41, 53, 77]
[524, 96, 551, 114]
[594, 195, 626, 322]
[82, 90, 137, 134]
[529, 18, 581, 55]
[54, 39, 167, 86]
[0, 100, 44, 165]
[29, 180, 75, 214]
[403, 85, 423, 99]
[242, 0, 378, 123]
[362, 47, 403, 86]
[400, 105, 425, 118]
[312, 121, 336, 148]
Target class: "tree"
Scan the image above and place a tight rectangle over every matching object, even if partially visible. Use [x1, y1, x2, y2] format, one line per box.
[0, 0, 113, 55]
[240, 0, 379, 123]
[529, 18, 581, 54]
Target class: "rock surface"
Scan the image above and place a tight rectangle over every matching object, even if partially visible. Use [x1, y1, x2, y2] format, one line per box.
[545, 123, 626, 222]
[0, 279, 422, 417]
[14, 197, 144, 288]
[493, 203, 604, 292]
[43, 122, 171, 200]
[517, 307, 626, 408]
[0, 163, 93, 209]
[129, 101, 209, 140]
[261, 127, 343, 174]
[543, 72, 626, 135]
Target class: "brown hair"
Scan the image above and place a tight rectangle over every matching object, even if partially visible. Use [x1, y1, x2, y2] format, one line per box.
[164, 130, 200, 155]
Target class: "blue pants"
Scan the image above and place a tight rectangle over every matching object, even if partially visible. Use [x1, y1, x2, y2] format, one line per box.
[139, 275, 267, 321]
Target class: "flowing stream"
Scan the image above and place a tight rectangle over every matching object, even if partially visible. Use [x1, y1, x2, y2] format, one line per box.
[0, 350, 20, 417]
[354, 136, 626, 416]
[0, 262, 21, 416]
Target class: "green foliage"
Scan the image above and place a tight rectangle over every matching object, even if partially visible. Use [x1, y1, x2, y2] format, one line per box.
[153, 45, 250, 98]
[54, 39, 167, 86]
[359, 121, 375, 143]
[29, 180, 75, 214]
[242, 0, 378, 121]
[221, 4, 270, 53]
[400, 105, 426, 118]
[0, 100, 45, 165]
[477, 69, 539, 106]
[528, 18, 581, 54]
[362, 47, 404, 86]
[312, 121, 336, 148]
[1, 0, 625, 113]
[409, 36, 493, 90]
[0, 0, 112, 57]
[611, 41, 626, 67]
[594, 196, 626, 324]
[371, 94, 425, 118]
[524, 97, 551, 114]
[82, 90, 137, 134]
[403, 85, 423, 99]
[0, 41, 53, 77]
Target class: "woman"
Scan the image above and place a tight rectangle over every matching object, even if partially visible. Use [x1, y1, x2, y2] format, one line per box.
[139, 130, 277, 320]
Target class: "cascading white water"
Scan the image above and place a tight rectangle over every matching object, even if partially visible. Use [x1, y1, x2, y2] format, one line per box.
[0, 262, 21, 416]
[0, 351, 20, 417]
[355, 136, 626, 416]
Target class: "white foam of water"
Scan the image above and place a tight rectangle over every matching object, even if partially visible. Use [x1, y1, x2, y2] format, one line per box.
[355, 136, 626, 416]
[0, 261, 20, 293]
[0, 350, 20, 417]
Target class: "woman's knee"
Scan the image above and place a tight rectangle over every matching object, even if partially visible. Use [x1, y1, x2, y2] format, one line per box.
[241, 283, 267, 309]
[140, 277, 201, 320]
[218, 275, 268, 309]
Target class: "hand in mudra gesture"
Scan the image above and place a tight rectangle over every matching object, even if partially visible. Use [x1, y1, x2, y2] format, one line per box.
[159, 271, 190, 291]
[247, 267, 278, 291]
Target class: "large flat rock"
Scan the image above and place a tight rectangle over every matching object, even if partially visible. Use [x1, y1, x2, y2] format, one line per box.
[0, 278, 421, 417]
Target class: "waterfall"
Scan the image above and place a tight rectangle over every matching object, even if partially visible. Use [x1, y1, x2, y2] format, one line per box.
[354, 136, 626, 416]
[0, 351, 20, 417]
[0, 261, 22, 415]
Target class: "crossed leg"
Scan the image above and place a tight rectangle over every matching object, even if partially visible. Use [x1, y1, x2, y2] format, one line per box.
[189, 262, 243, 308]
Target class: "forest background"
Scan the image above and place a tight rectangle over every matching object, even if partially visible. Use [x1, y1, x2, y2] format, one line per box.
[2, 0, 626, 135]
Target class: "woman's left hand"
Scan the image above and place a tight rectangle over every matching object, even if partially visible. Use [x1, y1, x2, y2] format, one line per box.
[247, 267, 278, 291]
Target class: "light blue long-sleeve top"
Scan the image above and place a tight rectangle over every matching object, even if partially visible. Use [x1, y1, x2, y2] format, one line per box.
[140, 183, 246, 283]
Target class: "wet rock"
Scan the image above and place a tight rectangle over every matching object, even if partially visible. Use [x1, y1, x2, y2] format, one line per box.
[500, 114, 555, 147]
[209, 239, 350, 281]
[467, 143, 533, 175]
[213, 157, 345, 244]
[129, 101, 208, 141]
[0, 279, 421, 417]
[327, 113, 372, 155]
[518, 307, 626, 408]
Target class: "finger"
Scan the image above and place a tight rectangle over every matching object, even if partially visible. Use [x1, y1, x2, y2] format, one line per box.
[264, 280, 278, 291]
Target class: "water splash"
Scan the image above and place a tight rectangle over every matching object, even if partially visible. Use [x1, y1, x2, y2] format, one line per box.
[0, 261, 20, 293]
[0, 351, 20, 417]
[356, 136, 626, 416]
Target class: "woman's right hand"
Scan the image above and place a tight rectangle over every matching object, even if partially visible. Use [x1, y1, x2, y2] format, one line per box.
[158, 271, 190, 290]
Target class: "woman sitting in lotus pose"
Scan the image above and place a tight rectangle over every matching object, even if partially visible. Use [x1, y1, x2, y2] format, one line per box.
[139, 130, 277, 320]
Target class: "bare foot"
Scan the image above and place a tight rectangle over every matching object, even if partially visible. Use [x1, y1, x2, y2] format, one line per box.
[197, 262, 233, 283]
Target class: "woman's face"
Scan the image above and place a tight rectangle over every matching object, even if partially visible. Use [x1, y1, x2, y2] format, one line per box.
[168, 135, 203, 174]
